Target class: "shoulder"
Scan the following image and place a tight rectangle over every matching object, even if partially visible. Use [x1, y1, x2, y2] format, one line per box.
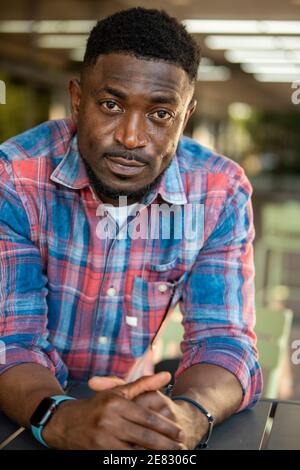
[0, 118, 76, 165]
[177, 135, 252, 197]
[178, 135, 246, 181]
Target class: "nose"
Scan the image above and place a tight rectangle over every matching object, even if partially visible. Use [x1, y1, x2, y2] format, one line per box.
[114, 111, 148, 149]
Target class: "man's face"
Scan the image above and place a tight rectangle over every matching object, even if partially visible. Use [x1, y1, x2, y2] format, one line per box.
[69, 53, 196, 203]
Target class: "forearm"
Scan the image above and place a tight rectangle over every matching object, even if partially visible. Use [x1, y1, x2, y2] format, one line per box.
[0, 363, 65, 428]
[171, 363, 243, 442]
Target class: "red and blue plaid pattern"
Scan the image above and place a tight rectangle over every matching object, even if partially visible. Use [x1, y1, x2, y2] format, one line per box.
[0, 118, 262, 410]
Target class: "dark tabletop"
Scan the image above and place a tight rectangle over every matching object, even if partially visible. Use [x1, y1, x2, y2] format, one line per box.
[266, 401, 300, 450]
[0, 383, 298, 450]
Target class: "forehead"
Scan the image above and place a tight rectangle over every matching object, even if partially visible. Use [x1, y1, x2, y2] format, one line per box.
[85, 52, 191, 99]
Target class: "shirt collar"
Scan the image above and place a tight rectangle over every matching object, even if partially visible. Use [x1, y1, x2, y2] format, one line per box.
[50, 134, 90, 189]
[152, 151, 187, 205]
[50, 133, 187, 205]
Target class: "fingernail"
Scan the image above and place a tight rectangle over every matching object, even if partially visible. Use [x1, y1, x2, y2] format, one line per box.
[178, 430, 185, 441]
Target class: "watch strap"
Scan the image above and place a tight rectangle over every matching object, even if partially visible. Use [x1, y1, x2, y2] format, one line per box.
[31, 395, 76, 448]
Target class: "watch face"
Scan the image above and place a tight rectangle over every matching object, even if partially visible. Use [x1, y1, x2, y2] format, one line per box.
[30, 397, 56, 427]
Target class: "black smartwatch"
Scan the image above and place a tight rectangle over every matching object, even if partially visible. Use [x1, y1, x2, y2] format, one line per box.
[30, 395, 76, 447]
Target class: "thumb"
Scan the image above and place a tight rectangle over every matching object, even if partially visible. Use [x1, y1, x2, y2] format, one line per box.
[88, 376, 126, 391]
[118, 371, 172, 400]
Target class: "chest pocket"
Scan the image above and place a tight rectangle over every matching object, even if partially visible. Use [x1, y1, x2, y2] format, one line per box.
[124, 270, 188, 358]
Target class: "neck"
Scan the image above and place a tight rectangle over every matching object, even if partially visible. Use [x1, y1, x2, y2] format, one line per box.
[94, 190, 140, 207]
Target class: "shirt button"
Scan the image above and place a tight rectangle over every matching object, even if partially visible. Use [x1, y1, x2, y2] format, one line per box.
[107, 287, 117, 297]
[158, 284, 168, 293]
[98, 336, 108, 345]
[126, 316, 138, 327]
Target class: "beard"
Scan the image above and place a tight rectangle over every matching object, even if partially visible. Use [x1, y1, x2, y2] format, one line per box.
[82, 157, 171, 202]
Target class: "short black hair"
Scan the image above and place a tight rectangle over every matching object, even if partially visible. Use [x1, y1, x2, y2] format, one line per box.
[83, 7, 201, 82]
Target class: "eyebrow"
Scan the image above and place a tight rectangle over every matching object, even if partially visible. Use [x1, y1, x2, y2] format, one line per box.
[95, 86, 180, 106]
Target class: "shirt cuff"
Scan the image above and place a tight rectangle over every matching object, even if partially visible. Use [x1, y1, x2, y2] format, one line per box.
[174, 337, 263, 411]
[0, 343, 68, 388]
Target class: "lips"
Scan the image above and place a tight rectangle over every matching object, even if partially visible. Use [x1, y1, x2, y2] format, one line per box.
[104, 155, 146, 177]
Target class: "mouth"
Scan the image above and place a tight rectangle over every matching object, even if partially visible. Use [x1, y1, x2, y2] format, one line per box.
[104, 155, 147, 177]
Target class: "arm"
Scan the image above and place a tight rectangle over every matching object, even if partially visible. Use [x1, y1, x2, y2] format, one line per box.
[0, 159, 68, 387]
[0, 363, 65, 429]
[169, 167, 262, 447]
[0, 160, 68, 439]
[170, 363, 243, 448]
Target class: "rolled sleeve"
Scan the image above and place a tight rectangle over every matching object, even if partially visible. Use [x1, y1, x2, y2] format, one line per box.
[175, 336, 262, 411]
[0, 160, 68, 387]
[0, 342, 67, 386]
[175, 167, 263, 411]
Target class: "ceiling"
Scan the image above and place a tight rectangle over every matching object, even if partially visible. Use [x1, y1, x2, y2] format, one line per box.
[1, 0, 300, 21]
[1, 0, 300, 118]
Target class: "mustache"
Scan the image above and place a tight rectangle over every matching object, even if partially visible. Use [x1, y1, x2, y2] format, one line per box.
[103, 150, 150, 165]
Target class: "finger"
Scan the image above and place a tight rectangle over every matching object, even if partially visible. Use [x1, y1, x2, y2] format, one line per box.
[159, 406, 174, 418]
[134, 391, 172, 414]
[114, 396, 184, 442]
[116, 417, 185, 451]
[118, 372, 171, 400]
[88, 376, 126, 391]
[134, 392, 175, 420]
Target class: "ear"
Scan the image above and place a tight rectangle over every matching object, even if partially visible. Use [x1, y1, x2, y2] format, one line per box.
[69, 78, 81, 124]
[182, 97, 197, 134]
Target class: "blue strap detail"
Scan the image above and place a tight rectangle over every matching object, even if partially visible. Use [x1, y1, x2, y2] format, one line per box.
[165, 385, 215, 449]
[171, 396, 215, 448]
[31, 395, 76, 448]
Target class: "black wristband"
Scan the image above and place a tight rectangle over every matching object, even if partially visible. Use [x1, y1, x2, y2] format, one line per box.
[165, 385, 215, 449]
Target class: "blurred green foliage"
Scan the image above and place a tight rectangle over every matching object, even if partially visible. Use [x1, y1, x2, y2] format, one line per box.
[246, 111, 300, 175]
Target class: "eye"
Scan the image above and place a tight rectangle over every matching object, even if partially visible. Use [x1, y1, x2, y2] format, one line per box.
[100, 100, 123, 113]
[150, 110, 173, 121]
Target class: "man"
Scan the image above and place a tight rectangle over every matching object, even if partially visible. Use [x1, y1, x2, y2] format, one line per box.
[0, 8, 262, 450]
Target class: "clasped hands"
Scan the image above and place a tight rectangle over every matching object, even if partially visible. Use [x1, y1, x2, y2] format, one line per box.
[87, 371, 202, 450]
[43, 371, 205, 450]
